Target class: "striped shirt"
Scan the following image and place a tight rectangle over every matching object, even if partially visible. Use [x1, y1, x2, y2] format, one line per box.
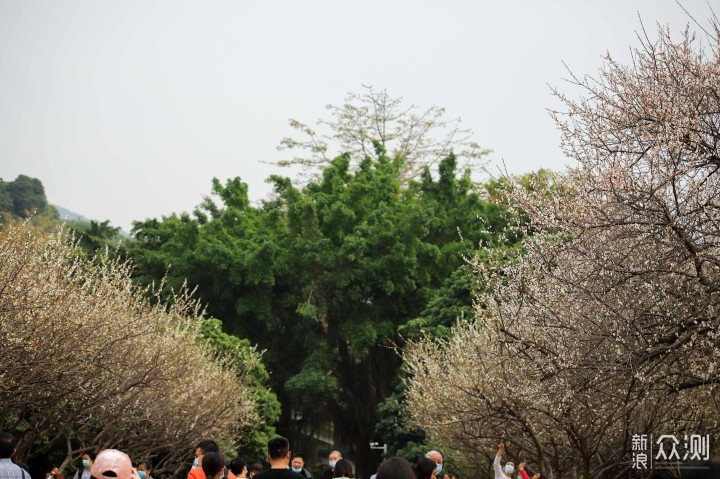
[0, 458, 29, 479]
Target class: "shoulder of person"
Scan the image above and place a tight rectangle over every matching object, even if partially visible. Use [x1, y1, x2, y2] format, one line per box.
[189, 466, 205, 479]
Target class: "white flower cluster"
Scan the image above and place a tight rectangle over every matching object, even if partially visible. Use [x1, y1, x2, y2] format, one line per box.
[405, 20, 720, 479]
[0, 222, 256, 471]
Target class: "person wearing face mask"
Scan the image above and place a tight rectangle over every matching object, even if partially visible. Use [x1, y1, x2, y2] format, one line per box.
[73, 452, 96, 479]
[189, 440, 236, 479]
[493, 440, 514, 479]
[136, 460, 153, 479]
[424, 451, 442, 478]
[320, 451, 341, 479]
[289, 453, 312, 479]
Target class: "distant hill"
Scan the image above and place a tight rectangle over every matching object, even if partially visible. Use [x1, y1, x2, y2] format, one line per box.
[1, 175, 128, 237]
[54, 205, 130, 237]
[53, 204, 89, 222]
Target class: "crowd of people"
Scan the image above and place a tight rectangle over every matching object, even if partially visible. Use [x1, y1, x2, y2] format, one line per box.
[0, 432, 541, 479]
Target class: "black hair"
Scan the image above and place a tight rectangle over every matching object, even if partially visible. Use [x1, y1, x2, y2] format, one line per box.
[0, 432, 16, 459]
[291, 453, 305, 461]
[137, 460, 153, 471]
[333, 459, 353, 479]
[202, 452, 225, 479]
[248, 463, 263, 474]
[267, 436, 289, 460]
[82, 452, 97, 461]
[414, 459, 436, 479]
[196, 440, 220, 454]
[377, 458, 415, 479]
[228, 458, 246, 476]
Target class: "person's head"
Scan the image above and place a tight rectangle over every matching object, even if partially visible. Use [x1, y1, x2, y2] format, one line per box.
[424, 452, 442, 476]
[137, 460, 153, 479]
[414, 458, 436, 479]
[267, 436, 291, 465]
[503, 462, 514, 477]
[195, 440, 219, 468]
[376, 458, 415, 479]
[333, 459, 353, 479]
[248, 463, 263, 478]
[0, 432, 17, 459]
[82, 452, 97, 469]
[290, 454, 305, 473]
[202, 452, 225, 479]
[328, 451, 342, 469]
[91, 450, 133, 479]
[228, 458, 247, 478]
[440, 473, 449, 479]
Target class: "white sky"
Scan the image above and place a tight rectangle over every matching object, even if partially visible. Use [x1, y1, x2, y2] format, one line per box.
[0, 0, 713, 231]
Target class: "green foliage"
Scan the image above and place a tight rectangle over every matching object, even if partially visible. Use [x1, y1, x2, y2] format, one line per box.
[69, 220, 123, 256]
[3, 175, 52, 217]
[0, 181, 13, 213]
[126, 150, 529, 474]
[0, 175, 59, 230]
[0, 176, 123, 246]
[198, 318, 281, 461]
[374, 381, 427, 461]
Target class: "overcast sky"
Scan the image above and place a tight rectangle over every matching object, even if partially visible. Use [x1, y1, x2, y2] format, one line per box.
[0, 0, 713, 231]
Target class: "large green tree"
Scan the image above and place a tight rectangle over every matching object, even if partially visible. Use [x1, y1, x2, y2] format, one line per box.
[0, 175, 59, 230]
[127, 147, 514, 475]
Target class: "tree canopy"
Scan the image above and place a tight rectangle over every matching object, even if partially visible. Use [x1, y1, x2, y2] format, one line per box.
[0, 175, 59, 230]
[276, 86, 490, 182]
[127, 144, 518, 477]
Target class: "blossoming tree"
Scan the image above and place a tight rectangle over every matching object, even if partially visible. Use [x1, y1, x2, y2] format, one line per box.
[405, 19, 720, 479]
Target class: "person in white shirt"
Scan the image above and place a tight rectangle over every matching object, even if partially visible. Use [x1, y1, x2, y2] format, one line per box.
[493, 440, 514, 479]
[0, 432, 29, 479]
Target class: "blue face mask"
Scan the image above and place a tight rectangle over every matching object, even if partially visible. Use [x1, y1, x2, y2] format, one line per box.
[193, 458, 201, 468]
[435, 465, 442, 475]
[504, 465, 514, 475]
[329, 461, 336, 468]
[82, 461, 91, 468]
[138, 472, 147, 479]
[291, 468, 302, 474]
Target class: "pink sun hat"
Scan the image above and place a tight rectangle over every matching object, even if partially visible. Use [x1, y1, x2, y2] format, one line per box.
[91, 449, 135, 479]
